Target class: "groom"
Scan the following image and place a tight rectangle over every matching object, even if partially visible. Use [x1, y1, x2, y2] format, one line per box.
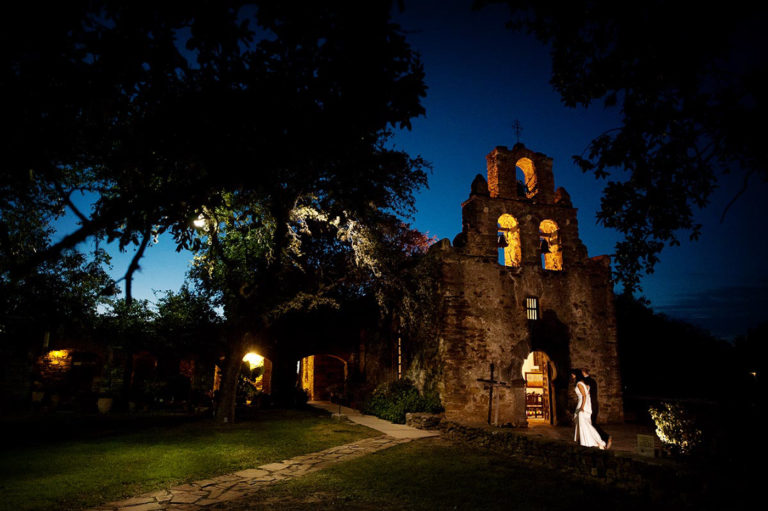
[581, 368, 612, 449]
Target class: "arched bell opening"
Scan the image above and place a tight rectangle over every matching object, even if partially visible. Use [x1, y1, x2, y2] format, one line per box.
[539, 219, 563, 271]
[516, 157, 538, 198]
[497, 214, 522, 267]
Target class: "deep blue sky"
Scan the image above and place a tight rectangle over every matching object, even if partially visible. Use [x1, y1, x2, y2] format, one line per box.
[56, 1, 767, 339]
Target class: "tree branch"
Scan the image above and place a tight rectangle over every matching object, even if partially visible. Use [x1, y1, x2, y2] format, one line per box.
[579, 127, 622, 158]
[121, 228, 152, 306]
[720, 168, 756, 223]
[54, 182, 89, 224]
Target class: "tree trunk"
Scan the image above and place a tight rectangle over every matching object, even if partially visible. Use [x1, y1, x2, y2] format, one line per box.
[215, 333, 246, 424]
[269, 349, 302, 407]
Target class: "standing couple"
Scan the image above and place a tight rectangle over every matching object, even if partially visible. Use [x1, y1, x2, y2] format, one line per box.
[570, 368, 612, 450]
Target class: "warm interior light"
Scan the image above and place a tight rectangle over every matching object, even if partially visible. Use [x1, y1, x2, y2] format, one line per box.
[498, 214, 522, 267]
[516, 157, 538, 198]
[46, 349, 71, 365]
[242, 352, 264, 370]
[539, 219, 563, 271]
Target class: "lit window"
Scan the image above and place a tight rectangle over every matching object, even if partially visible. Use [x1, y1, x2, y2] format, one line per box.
[526, 297, 539, 320]
[397, 337, 403, 380]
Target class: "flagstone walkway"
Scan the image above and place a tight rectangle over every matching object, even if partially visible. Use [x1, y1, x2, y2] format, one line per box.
[90, 403, 435, 511]
[89, 435, 410, 511]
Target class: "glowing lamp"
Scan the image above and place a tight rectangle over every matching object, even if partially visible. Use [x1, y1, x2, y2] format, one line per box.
[243, 352, 264, 370]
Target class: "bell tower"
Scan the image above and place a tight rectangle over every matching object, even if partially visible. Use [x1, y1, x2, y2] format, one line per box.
[428, 143, 623, 428]
[486, 143, 556, 203]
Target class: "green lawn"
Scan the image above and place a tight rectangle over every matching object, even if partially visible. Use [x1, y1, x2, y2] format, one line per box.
[0, 409, 378, 511]
[226, 438, 659, 511]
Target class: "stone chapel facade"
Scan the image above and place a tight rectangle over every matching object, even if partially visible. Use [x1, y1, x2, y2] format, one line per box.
[427, 143, 623, 427]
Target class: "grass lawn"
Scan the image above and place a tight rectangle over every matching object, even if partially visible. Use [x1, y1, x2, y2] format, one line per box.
[0, 408, 378, 511]
[225, 438, 659, 511]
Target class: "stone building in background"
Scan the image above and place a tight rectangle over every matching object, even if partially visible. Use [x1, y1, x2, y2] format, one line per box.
[426, 143, 623, 427]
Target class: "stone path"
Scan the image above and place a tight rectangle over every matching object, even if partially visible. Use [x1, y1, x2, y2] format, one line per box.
[308, 401, 439, 440]
[89, 435, 411, 511]
[523, 421, 657, 453]
[89, 403, 435, 511]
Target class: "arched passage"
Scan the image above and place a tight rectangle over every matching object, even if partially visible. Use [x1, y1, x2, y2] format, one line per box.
[522, 351, 558, 424]
[241, 351, 272, 398]
[211, 351, 273, 409]
[539, 219, 563, 271]
[497, 214, 522, 267]
[299, 354, 348, 402]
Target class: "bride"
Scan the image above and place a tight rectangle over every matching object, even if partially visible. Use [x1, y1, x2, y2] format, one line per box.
[570, 369, 607, 449]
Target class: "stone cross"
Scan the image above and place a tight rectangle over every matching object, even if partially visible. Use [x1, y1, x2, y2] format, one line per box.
[476, 363, 509, 425]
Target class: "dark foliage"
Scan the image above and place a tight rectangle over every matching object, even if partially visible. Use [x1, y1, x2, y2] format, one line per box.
[2, 0, 427, 302]
[732, 322, 767, 409]
[615, 294, 737, 401]
[615, 296, 766, 460]
[362, 378, 442, 424]
[482, 0, 768, 293]
[0, 205, 115, 351]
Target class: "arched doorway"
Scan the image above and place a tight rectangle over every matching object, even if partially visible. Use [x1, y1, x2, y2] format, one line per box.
[522, 351, 558, 425]
[299, 354, 348, 402]
[240, 352, 272, 399]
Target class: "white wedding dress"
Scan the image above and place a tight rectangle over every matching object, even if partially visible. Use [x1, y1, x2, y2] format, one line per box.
[574, 381, 606, 448]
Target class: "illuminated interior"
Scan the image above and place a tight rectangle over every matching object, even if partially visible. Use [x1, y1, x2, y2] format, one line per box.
[44, 349, 71, 365]
[516, 157, 538, 198]
[301, 355, 314, 399]
[497, 214, 522, 267]
[300, 354, 347, 401]
[522, 351, 557, 423]
[240, 352, 271, 397]
[242, 352, 265, 370]
[539, 219, 563, 271]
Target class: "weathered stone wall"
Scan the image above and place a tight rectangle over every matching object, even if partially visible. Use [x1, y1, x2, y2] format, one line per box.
[405, 414, 706, 506]
[431, 144, 623, 427]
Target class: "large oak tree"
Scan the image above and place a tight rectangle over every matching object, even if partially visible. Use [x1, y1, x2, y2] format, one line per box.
[2, 1, 428, 420]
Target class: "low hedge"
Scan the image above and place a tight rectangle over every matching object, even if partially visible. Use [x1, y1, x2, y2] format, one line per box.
[362, 379, 442, 424]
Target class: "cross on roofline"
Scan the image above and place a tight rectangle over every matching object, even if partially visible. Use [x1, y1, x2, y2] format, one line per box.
[511, 119, 523, 144]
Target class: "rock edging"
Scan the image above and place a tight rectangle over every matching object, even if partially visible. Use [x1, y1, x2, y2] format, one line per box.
[406, 413, 707, 505]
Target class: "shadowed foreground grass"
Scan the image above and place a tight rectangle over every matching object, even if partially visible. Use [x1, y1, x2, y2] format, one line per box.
[0, 409, 377, 511]
[225, 438, 658, 511]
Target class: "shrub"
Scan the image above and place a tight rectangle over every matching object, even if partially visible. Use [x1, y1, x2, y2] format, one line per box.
[648, 402, 703, 456]
[362, 379, 443, 424]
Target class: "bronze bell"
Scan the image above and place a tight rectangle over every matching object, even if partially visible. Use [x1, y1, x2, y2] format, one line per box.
[497, 233, 508, 248]
[539, 238, 550, 254]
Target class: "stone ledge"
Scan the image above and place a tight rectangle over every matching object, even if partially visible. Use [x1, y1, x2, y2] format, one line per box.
[407, 413, 708, 506]
[405, 412, 444, 430]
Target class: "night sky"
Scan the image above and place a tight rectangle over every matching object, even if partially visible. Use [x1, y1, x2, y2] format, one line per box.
[56, 1, 768, 340]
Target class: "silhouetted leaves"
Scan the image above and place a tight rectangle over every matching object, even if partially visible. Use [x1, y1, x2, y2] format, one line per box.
[483, 0, 768, 293]
[2, 1, 427, 303]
